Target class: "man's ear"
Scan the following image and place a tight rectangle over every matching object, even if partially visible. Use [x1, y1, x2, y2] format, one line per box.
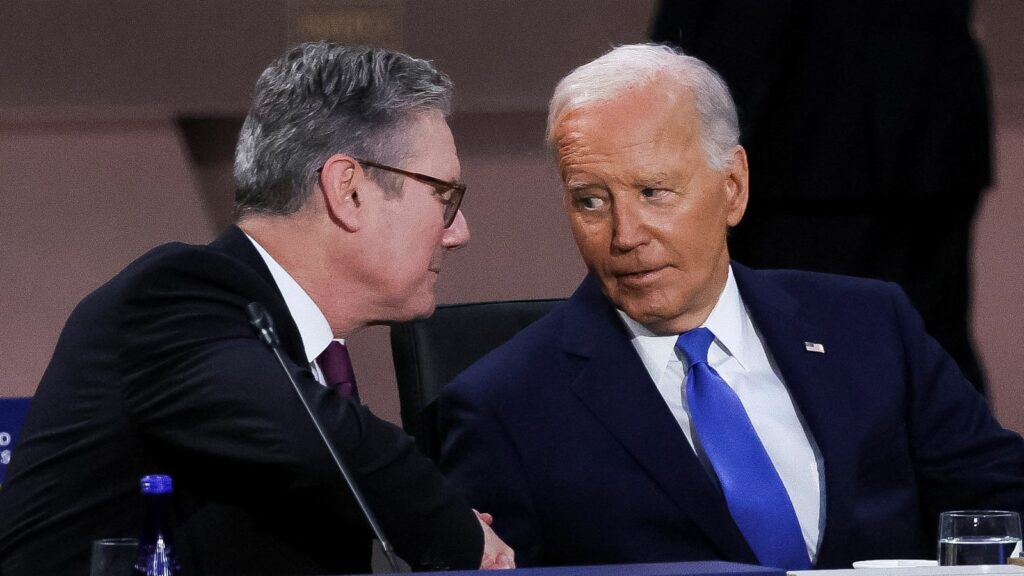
[724, 145, 749, 228]
[319, 155, 364, 231]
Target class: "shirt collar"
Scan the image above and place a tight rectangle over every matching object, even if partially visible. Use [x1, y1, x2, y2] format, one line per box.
[703, 265, 751, 369]
[618, 265, 752, 372]
[245, 233, 335, 363]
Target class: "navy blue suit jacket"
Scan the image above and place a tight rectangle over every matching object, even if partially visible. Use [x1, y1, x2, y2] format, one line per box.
[439, 264, 1024, 569]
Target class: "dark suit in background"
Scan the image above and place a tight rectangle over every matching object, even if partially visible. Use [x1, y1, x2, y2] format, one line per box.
[651, 0, 992, 391]
[0, 226, 481, 575]
[440, 265, 1024, 568]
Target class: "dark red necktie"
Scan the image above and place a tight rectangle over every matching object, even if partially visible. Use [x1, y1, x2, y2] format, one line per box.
[317, 341, 359, 401]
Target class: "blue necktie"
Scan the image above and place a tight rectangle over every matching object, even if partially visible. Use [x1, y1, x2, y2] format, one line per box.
[676, 327, 810, 570]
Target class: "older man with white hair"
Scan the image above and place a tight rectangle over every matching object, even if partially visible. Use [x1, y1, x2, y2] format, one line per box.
[438, 43, 1024, 570]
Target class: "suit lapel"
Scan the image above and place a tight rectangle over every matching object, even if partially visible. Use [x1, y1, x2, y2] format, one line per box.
[559, 276, 756, 562]
[211, 225, 309, 368]
[732, 263, 858, 565]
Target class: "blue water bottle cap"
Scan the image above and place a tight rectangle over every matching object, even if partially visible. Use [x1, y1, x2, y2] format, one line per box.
[140, 474, 173, 494]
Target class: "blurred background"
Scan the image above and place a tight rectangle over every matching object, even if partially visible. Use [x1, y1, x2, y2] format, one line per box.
[1, 0, 1022, 431]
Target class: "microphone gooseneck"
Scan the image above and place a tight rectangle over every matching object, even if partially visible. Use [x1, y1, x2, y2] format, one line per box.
[245, 302, 404, 573]
[246, 302, 280, 348]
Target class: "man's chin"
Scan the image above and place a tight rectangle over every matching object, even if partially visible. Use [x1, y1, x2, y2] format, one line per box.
[605, 284, 661, 320]
[614, 297, 687, 335]
[401, 297, 438, 322]
[623, 306, 666, 327]
[374, 295, 437, 326]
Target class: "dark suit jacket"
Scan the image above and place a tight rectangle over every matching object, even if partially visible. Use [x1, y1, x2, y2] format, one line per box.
[439, 264, 1024, 569]
[0, 226, 482, 576]
[651, 1, 993, 393]
[651, 0, 991, 207]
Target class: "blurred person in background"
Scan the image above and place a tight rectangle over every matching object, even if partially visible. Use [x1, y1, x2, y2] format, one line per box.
[651, 0, 992, 393]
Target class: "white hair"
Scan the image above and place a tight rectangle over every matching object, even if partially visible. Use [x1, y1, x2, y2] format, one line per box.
[546, 43, 739, 170]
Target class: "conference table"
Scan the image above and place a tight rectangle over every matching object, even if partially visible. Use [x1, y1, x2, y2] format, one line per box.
[365, 560, 781, 576]
[363, 561, 1024, 576]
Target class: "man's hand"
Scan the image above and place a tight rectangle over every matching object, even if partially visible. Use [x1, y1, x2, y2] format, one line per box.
[475, 510, 515, 569]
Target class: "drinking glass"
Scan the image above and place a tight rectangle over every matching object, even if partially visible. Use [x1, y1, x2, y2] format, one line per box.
[89, 538, 138, 576]
[938, 510, 1022, 565]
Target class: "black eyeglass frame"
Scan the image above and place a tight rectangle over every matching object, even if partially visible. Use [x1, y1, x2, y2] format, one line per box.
[320, 157, 464, 228]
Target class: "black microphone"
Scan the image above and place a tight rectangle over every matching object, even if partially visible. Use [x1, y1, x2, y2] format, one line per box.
[246, 302, 405, 573]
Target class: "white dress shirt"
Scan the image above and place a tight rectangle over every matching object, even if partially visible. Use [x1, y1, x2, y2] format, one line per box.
[246, 234, 340, 385]
[617, 266, 824, 562]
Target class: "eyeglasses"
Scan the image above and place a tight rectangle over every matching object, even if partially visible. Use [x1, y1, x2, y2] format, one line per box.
[355, 158, 466, 228]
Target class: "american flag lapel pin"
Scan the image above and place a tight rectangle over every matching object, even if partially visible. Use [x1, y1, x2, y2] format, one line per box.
[804, 341, 825, 354]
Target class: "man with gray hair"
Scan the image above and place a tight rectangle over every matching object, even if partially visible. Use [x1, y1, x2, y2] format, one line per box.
[0, 42, 513, 575]
[439, 43, 1024, 569]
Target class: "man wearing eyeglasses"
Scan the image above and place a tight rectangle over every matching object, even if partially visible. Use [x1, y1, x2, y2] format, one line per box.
[0, 42, 511, 576]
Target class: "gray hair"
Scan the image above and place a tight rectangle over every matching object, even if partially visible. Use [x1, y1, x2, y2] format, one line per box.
[546, 43, 739, 170]
[234, 42, 454, 216]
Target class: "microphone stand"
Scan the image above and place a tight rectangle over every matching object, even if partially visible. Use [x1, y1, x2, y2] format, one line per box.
[247, 302, 405, 573]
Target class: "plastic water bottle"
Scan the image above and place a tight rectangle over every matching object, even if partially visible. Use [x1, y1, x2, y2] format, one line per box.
[134, 474, 180, 576]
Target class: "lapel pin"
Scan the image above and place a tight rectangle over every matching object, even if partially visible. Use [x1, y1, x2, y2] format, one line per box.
[804, 341, 825, 354]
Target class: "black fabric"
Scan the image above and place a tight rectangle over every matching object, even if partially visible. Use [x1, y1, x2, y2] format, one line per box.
[0, 226, 482, 576]
[651, 0, 991, 392]
[728, 201, 983, 387]
[390, 299, 562, 461]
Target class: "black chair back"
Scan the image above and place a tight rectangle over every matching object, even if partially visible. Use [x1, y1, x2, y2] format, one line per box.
[390, 299, 562, 460]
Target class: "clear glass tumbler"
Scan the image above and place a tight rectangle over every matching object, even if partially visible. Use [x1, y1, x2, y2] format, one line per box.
[89, 538, 139, 576]
[938, 510, 1022, 566]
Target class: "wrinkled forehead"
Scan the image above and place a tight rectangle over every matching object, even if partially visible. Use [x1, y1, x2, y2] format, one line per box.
[551, 71, 693, 131]
[553, 84, 703, 167]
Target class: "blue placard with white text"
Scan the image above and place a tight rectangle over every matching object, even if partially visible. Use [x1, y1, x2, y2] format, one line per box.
[0, 397, 32, 487]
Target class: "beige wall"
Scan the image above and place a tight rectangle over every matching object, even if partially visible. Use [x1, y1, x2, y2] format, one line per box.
[975, 117, 1024, 432]
[2, 1, 1022, 434]
[0, 115, 215, 399]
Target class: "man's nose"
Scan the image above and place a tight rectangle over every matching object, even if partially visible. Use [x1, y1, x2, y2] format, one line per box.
[442, 209, 470, 249]
[610, 200, 647, 252]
